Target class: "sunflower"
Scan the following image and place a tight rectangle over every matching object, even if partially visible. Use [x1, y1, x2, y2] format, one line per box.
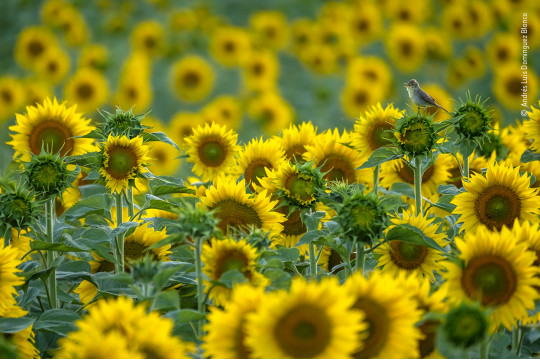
[493, 65, 539, 110]
[385, 24, 426, 72]
[146, 141, 181, 176]
[247, 91, 294, 135]
[200, 177, 285, 235]
[274, 121, 318, 162]
[40, 0, 66, 27]
[380, 155, 453, 197]
[10, 228, 33, 260]
[375, 209, 449, 280]
[510, 11, 540, 50]
[304, 129, 372, 185]
[486, 32, 521, 68]
[8, 97, 95, 161]
[169, 8, 198, 31]
[57, 296, 191, 358]
[209, 26, 252, 67]
[233, 137, 285, 191]
[523, 101, 540, 152]
[421, 84, 453, 122]
[351, 102, 404, 159]
[447, 59, 469, 89]
[169, 111, 205, 147]
[344, 271, 423, 358]
[131, 20, 164, 57]
[250, 10, 290, 50]
[170, 55, 215, 103]
[290, 18, 318, 54]
[204, 284, 265, 358]
[441, 5, 472, 39]
[245, 277, 366, 359]
[462, 46, 486, 79]
[56, 6, 89, 46]
[467, 1, 494, 37]
[0, 303, 39, 359]
[385, 0, 431, 24]
[241, 49, 279, 92]
[78, 43, 108, 70]
[23, 79, 52, 108]
[424, 27, 453, 60]
[452, 161, 540, 233]
[0, 77, 25, 122]
[202, 237, 268, 306]
[34, 47, 70, 84]
[299, 44, 339, 75]
[442, 225, 540, 331]
[114, 75, 153, 112]
[14, 26, 57, 69]
[447, 151, 488, 188]
[0, 245, 24, 310]
[341, 82, 385, 118]
[203, 95, 243, 130]
[99, 134, 151, 194]
[349, 3, 382, 45]
[184, 122, 239, 181]
[346, 56, 393, 98]
[315, 19, 355, 63]
[64, 68, 109, 114]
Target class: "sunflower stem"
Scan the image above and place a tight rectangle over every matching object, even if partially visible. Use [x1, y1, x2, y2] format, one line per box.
[309, 242, 317, 278]
[193, 236, 205, 338]
[355, 242, 365, 275]
[511, 324, 522, 356]
[126, 187, 134, 220]
[45, 198, 58, 308]
[2, 227, 11, 247]
[479, 339, 489, 359]
[371, 164, 380, 196]
[413, 156, 423, 216]
[114, 192, 125, 273]
[462, 154, 470, 181]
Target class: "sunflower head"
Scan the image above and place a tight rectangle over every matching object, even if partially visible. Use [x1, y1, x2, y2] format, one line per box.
[393, 114, 436, 156]
[101, 107, 146, 139]
[440, 302, 489, 349]
[477, 131, 508, 159]
[275, 160, 325, 210]
[171, 201, 219, 241]
[454, 94, 492, 140]
[0, 188, 39, 230]
[23, 150, 76, 199]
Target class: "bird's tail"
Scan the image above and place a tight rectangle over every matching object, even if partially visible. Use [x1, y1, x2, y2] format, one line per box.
[437, 104, 449, 113]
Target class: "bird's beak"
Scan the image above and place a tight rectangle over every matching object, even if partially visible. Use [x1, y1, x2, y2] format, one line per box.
[404, 83, 409, 87]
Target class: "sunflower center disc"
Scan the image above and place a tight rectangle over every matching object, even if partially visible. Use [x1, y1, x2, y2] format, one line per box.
[213, 199, 263, 233]
[460, 108, 484, 136]
[199, 141, 226, 167]
[217, 253, 248, 278]
[281, 208, 307, 236]
[476, 185, 520, 230]
[368, 122, 393, 150]
[10, 198, 30, 218]
[275, 304, 330, 358]
[320, 154, 355, 183]
[389, 241, 428, 269]
[30, 121, 74, 156]
[183, 71, 200, 88]
[286, 175, 313, 203]
[28, 40, 44, 56]
[34, 163, 59, 189]
[77, 83, 94, 100]
[462, 254, 517, 306]
[107, 146, 138, 179]
[352, 205, 376, 229]
[353, 298, 390, 358]
[244, 160, 271, 189]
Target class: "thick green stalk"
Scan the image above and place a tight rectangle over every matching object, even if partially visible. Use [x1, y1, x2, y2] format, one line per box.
[115, 193, 125, 273]
[479, 340, 489, 359]
[511, 324, 522, 356]
[413, 157, 423, 216]
[355, 242, 365, 275]
[194, 236, 205, 337]
[462, 154, 470, 181]
[45, 198, 58, 308]
[126, 187, 134, 220]
[309, 243, 317, 277]
[371, 164, 380, 196]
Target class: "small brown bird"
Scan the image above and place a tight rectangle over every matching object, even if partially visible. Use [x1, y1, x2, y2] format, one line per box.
[404, 79, 448, 114]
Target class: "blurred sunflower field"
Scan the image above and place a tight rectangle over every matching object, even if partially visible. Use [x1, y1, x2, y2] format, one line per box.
[2, 0, 540, 358]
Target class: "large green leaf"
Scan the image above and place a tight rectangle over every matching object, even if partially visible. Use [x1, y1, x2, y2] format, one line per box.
[33, 309, 80, 336]
[358, 147, 402, 169]
[0, 317, 34, 333]
[521, 149, 540, 163]
[386, 223, 445, 252]
[149, 176, 194, 196]
[142, 131, 180, 150]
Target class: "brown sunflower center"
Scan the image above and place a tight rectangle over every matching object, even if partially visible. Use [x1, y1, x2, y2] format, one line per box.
[475, 185, 520, 230]
[400, 40, 413, 57]
[280, 208, 307, 236]
[1, 89, 13, 104]
[215, 249, 250, 279]
[389, 240, 428, 270]
[234, 318, 252, 359]
[354, 90, 368, 106]
[223, 40, 236, 53]
[320, 154, 355, 183]
[397, 162, 434, 185]
[275, 304, 331, 358]
[29, 120, 74, 156]
[76, 82, 95, 100]
[106, 146, 138, 179]
[144, 36, 157, 49]
[198, 140, 227, 167]
[356, 19, 369, 32]
[461, 254, 517, 306]
[367, 122, 393, 150]
[252, 62, 264, 76]
[353, 297, 390, 358]
[285, 144, 307, 162]
[244, 159, 272, 190]
[182, 71, 201, 88]
[419, 319, 440, 358]
[452, 19, 463, 31]
[47, 60, 58, 74]
[399, 9, 411, 21]
[28, 40, 45, 57]
[505, 77, 522, 96]
[285, 174, 314, 203]
[152, 149, 167, 165]
[126, 86, 138, 100]
[363, 70, 378, 81]
[212, 199, 263, 233]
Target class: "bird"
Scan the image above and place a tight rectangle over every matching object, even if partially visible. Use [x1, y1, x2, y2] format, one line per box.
[404, 79, 448, 114]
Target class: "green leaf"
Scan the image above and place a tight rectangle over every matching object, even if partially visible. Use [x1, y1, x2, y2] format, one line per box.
[177, 309, 205, 324]
[390, 182, 415, 199]
[296, 230, 322, 246]
[301, 211, 326, 232]
[276, 247, 300, 263]
[217, 269, 248, 288]
[30, 240, 84, 252]
[263, 268, 292, 290]
[438, 184, 463, 195]
[110, 221, 139, 238]
[151, 291, 180, 312]
[0, 317, 34, 333]
[63, 194, 113, 221]
[153, 263, 185, 289]
[386, 223, 445, 252]
[66, 151, 102, 167]
[140, 194, 179, 213]
[521, 149, 540, 163]
[149, 176, 194, 196]
[33, 309, 81, 336]
[142, 131, 180, 150]
[56, 261, 92, 283]
[323, 220, 340, 234]
[358, 147, 402, 169]
[425, 194, 456, 213]
[93, 272, 133, 295]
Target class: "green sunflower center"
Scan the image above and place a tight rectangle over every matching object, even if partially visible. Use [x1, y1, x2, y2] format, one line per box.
[285, 144, 306, 162]
[458, 106, 487, 137]
[443, 304, 488, 348]
[353, 297, 390, 358]
[10, 197, 31, 219]
[106, 146, 138, 179]
[198, 140, 227, 167]
[351, 205, 377, 229]
[33, 163, 60, 190]
[215, 250, 250, 279]
[475, 185, 520, 230]
[320, 154, 355, 183]
[275, 304, 331, 358]
[397, 120, 433, 154]
[462, 254, 517, 306]
[389, 240, 428, 269]
[213, 199, 263, 233]
[368, 122, 393, 150]
[285, 174, 314, 203]
[29, 120, 74, 156]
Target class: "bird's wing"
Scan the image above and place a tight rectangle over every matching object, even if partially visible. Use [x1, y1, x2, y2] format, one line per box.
[418, 89, 438, 106]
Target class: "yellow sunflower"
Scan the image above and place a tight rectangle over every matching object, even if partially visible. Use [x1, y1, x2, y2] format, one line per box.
[8, 97, 95, 161]
[22, 79, 52, 108]
[385, 0, 431, 24]
[347, 56, 393, 98]
[349, 3, 382, 45]
[146, 141, 181, 176]
[441, 5, 472, 39]
[209, 26, 252, 67]
[9, 228, 33, 260]
[169, 8, 198, 31]
[34, 47, 70, 84]
[241, 49, 279, 92]
[203, 284, 265, 358]
[247, 91, 294, 135]
[168, 111, 205, 147]
[99, 134, 151, 194]
[233, 137, 285, 191]
[385, 24, 426, 72]
[315, 19, 355, 64]
[462, 46, 486, 79]
[170, 55, 215, 103]
[442, 224, 540, 331]
[299, 44, 339, 75]
[467, 1, 494, 37]
[0, 245, 24, 310]
[78, 43, 108, 70]
[486, 32, 521, 68]
[375, 208, 449, 280]
[131, 20, 164, 57]
[14, 26, 57, 69]
[114, 52, 152, 111]
[289, 18, 318, 54]
[40, 0, 66, 27]
[424, 27, 453, 60]
[202, 237, 268, 306]
[304, 129, 372, 185]
[200, 176, 285, 235]
[203, 95, 243, 130]
[56, 6, 89, 46]
[0, 302, 39, 359]
[0, 77, 26, 122]
[493, 65, 539, 110]
[64, 68, 109, 113]
[274, 121, 318, 162]
[245, 277, 366, 359]
[510, 11, 540, 50]
[184, 122, 239, 181]
[523, 101, 540, 152]
[452, 161, 540, 233]
[341, 82, 385, 118]
[351, 102, 404, 159]
[250, 10, 290, 50]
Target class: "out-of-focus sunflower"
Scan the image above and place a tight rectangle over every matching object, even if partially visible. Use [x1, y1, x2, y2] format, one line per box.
[131, 20, 164, 57]
[351, 102, 404, 159]
[341, 82, 385, 118]
[421, 84, 453, 122]
[462, 46, 486, 79]
[10, 228, 33, 260]
[486, 32, 521, 68]
[493, 65, 538, 110]
[8, 97, 95, 161]
[345, 271, 423, 358]
[523, 101, 540, 152]
[447, 58, 469, 88]
[316, 19, 355, 63]
[274, 122, 318, 162]
[34, 47, 70, 85]
[141, 116, 165, 133]
[347, 56, 393, 98]
[202, 95, 243, 130]
[64, 68, 109, 113]
[241, 49, 279, 92]
[14, 26, 57, 69]
[385, 24, 426, 72]
[169, 8, 198, 31]
[202, 238, 268, 306]
[114, 75, 153, 113]
[169, 111, 205, 147]
[0, 245, 24, 310]
[56, 6, 89, 46]
[467, 1, 494, 37]
[250, 10, 290, 50]
[375, 208, 448, 280]
[184, 122, 239, 181]
[233, 137, 285, 191]
[0, 77, 26, 122]
[441, 5, 472, 39]
[247, 91, 294, 135]
[209, 26, 252, 67]
[442, 224, 540, 331]
[146, 141, 181, 176]
[200, 177, 285, 235]
[424, 27, 453, 60]
[510, 12, 540, 49]
[78, 43, 108, 70]
[23, 79, 52, 108]
[289, 18, 319, 54]
[299, 44, 339, 75]
[349, 2, 382, 45]
[245, 277, 366, 359]
[170, 55, 215, 103]
[0, 302, 39, 359]
[385, 0, 431, 24]
[452, 161, 540, 233]
[40, 0, 66, 27]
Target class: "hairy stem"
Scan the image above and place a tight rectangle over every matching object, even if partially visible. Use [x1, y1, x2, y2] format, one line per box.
[115, 193, 124, 273]
[355, 242, 365, 275]
[371, 164, 380, 196]
[309, 242, 317, 277]
[194, 236, 205, 338]
[45, 198, 58, 308]
[413, 157, 423, 216]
